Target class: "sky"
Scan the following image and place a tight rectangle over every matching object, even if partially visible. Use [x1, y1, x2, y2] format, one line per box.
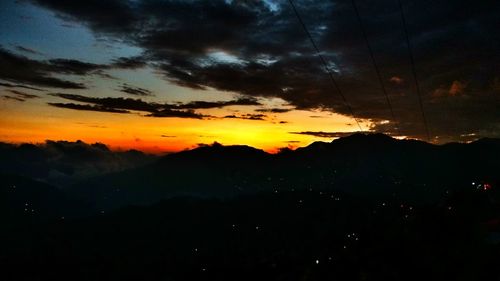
[0, 0, 499, 153]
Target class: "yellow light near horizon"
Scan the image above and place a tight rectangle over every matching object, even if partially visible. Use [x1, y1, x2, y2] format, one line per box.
[0, 99, 371, 154]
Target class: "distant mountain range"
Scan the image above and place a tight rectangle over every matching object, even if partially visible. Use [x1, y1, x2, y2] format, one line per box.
[2, 133, 500, 280]
[65, 133, 500, 211]
[2, 133, 499, 215]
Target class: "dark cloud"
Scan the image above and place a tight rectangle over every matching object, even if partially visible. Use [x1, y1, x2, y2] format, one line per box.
[146, 109, 205, 119]
[119, 83, 153, 97]
[111, 56, 147, 69]
[47, 58, 107, 75]
[289, 131, 362, 138]
[3, 95, 25, 102]
[14, 45, 42, 55]
[224, 113, 267, 121]
[0, 48, 153, 90]
[48, 93, 257, 119]
[0, 47, 87, 89]
[0, 140, 156, 186]
[49, 103, 130, 113]
[49, 93, 158, 112]
[255, 108, 293, 113]
[0, 82, 45, 91]
[176, 98, 261, 109]
[2, 89, 39, 102]
[29, 0, 500, 140]
[7, 89, 39, 99]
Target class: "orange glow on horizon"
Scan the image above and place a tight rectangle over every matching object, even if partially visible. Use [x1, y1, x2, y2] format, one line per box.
[0, 97, 372, 154]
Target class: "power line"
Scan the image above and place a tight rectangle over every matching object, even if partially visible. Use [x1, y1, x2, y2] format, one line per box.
[287, 0, 363, 132]
[351, 0, 401, 136]
[397, 0, 431, 141]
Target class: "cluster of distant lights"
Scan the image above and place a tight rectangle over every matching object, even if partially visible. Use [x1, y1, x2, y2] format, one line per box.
[472, 181, 493, 191]
[24, 202, 35, 213]
[194, 188, 356, 272]
[196, 222, 359, 272]
[8, 179, 496, 273]
[11, 179, 495, 218]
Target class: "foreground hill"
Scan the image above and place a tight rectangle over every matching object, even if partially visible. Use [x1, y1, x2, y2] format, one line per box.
[70, 134, 500, 210]
[2, 188, 499, 281]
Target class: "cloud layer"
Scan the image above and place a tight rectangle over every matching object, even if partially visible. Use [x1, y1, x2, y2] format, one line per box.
[0, 47, 153, 89]
[2, 89, 40, 102]
[16, 0, 500, 139]
[0, 140, 156, 187]
[49, 93, 262, 119]
[290, 131, 363, 138]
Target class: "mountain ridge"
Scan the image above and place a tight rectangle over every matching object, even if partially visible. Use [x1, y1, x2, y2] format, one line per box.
[66, 133, 499, 211]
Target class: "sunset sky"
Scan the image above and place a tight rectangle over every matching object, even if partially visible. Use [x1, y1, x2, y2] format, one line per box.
[1, 0, 499, 153]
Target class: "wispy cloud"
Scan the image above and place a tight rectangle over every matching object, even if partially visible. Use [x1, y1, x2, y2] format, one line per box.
[14, 45, 43, 55]
[48, 93, 262, 119]
[119, 83, 154, 97]
[224, 113, 267, 120]
[2, 89, 40, 102]
[289, 131, 359, 138]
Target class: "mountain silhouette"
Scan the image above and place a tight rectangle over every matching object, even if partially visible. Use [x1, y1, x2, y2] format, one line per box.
[2, 134, 500, 281]
[69, 133, 500, 211]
